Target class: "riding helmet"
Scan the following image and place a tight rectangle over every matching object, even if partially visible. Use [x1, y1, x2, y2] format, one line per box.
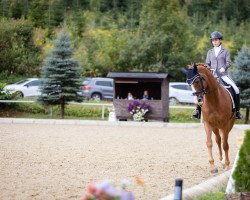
[210, 31, 223, 40]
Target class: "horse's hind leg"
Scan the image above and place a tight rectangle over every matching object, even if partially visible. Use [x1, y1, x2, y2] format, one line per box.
[213, 128, 222, 161]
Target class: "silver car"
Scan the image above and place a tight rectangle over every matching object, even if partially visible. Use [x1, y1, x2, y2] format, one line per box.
[80, 77, 114, 100]
[169, 82, 194, 105]
[3, 78, 43, 97]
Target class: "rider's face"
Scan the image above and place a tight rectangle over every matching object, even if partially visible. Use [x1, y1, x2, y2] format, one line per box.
[211, 38, 221, 47]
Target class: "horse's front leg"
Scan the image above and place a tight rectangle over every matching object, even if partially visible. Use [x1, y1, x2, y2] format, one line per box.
[213, 128, 222, 161]
[204, 123, 218, 174]
[221, 130, 230, 170]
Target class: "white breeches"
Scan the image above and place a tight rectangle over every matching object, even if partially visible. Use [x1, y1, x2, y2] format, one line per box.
[221, 76, 239, 94]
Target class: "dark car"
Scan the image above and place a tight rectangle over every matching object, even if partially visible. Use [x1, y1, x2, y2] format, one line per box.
[79, 77, 114, 100]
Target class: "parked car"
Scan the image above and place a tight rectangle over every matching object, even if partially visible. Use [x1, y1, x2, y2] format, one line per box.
[169, 82, 194, 105]
[79, 77, 114, 100]
[3, 78, 43, 97]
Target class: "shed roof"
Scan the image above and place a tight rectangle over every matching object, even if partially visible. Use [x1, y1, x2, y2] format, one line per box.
[107, 72, 168, 79]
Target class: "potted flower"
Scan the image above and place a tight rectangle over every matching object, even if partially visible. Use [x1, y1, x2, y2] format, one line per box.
[83, 180, 134, 200]
[127, 100, 150, 121]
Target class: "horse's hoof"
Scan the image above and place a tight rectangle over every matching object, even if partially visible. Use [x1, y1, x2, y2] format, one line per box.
[210, 168, 218, 174]
[223, 165, 230, 171]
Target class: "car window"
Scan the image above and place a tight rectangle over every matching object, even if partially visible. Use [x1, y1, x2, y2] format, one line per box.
[82, 80, 91, 85]
[25, 80, 43, 87]
[95, 81, 113, 87]
[172, 85, 185, 90]
[16, 79, 29, 85]
[171, 84, 192, 91]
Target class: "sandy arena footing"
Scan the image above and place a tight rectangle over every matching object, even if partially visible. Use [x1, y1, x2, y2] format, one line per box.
[0, 119, 248, 199]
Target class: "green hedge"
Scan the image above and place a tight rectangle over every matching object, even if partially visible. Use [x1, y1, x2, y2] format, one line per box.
[0, 83, 20, 107]
[233, 129, 250, 192]
[0, 102, 247, 123]
[0, 102, 109, 120]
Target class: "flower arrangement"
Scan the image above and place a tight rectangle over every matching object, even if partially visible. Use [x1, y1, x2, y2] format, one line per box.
[127, 100, 150, 121]
[82, 180, 134, 200]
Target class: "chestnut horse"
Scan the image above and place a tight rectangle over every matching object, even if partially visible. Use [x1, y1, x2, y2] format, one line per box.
[186, 63, 235, 173]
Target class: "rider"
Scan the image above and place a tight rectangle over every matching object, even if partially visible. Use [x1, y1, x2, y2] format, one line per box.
[192, 31, 243, 119]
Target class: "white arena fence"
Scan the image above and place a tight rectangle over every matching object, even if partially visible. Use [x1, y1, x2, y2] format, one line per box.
[0, 100, 201, 122]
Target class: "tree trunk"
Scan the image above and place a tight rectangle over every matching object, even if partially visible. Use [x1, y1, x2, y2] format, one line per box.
[60, 102, 65, 119]
[245, 108, 249, 124]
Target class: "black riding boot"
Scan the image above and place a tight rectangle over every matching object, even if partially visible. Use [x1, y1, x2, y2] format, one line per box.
[235, 94, 243, 119]
[192, 105, 201, 119]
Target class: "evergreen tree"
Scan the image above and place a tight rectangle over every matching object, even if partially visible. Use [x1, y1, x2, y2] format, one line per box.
[0, 0, 11, 17]
[67, 9, 86, 39]
[187, 0, 217, 23]
[231, 47, 250, 124]
[48, 0, 65, 27]
[10, 0, 23, 19]
[29, 0, 48, 28]
[220, 0, 250, 24]
[38, 31, 82, 119]
[126, 0, 142, 29]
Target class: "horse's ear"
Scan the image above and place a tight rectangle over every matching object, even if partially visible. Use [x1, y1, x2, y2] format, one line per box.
[193, 63, 197, 72]
[204, 64, 211, 69]
[199, 63, 207, 68]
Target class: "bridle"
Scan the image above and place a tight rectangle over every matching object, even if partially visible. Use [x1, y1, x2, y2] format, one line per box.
[190, 72, 216, 106]
[191, 75, 209, 97]
[186, 64, 216, 104]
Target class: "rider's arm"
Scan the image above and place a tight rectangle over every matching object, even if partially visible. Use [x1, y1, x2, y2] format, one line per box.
[205, 50, 211, 67]
[225, 49, 231, 71]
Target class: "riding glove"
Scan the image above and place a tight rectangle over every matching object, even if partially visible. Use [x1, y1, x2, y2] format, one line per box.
[219, 68, 225, 73]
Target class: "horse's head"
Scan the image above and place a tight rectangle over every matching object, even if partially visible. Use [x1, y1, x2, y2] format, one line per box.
[185, 63, 209, 106]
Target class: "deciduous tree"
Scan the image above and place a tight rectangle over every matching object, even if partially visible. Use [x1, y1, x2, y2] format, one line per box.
[132, 0, 195, 80]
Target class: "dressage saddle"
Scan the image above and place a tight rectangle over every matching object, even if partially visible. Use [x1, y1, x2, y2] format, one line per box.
[217, 77, 236, 111]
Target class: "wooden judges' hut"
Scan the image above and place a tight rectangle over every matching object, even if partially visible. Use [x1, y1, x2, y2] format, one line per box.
[107, 72, 170, 121]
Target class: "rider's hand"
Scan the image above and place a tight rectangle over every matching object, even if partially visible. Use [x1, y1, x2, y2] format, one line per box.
[219, 68, 225, 73]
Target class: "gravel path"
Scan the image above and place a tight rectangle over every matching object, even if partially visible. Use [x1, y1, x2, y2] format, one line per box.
[0, 123, 244, 200]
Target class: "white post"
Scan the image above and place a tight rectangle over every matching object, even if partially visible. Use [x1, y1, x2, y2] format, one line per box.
[101, 105, 105, 120]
